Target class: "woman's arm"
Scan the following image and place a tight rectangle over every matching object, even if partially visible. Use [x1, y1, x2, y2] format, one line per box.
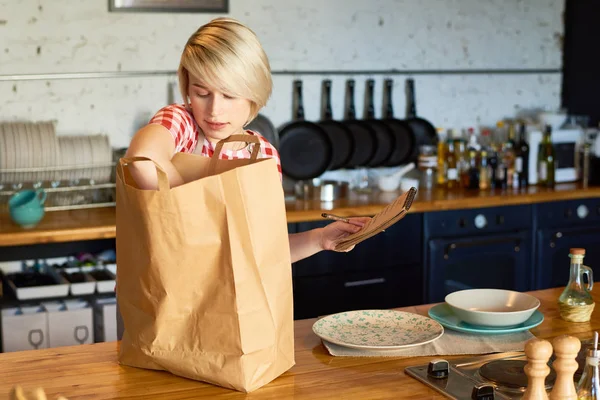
[125, 125, 185, 189]
[288, 217, 371, 263]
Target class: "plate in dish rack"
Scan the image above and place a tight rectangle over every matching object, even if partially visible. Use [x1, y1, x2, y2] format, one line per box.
[312, 310, 444, 350]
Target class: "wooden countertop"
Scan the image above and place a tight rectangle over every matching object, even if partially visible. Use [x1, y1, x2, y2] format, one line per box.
[1, 287, 598, 399]
[1, 183, 599, 246]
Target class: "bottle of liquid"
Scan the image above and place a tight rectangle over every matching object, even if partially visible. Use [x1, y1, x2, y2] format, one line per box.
[538, 125, 556, 187]
[516, 122, 530, 188]
[479, 150, 491, 190]
[445, 131, 459, 190]
[505, 122, 517, 188]
[437, 128, 447, 186]
[577, 331, 600, 399]
[467, 150, 480, 190]
[558, 248, 595, 322]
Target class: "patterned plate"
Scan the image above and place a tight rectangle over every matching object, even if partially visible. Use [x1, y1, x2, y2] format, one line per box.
[312, 310, 444, 351]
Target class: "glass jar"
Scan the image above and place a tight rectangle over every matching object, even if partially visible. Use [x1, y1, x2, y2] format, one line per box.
[418, 145, 437, 190]
[558, 248, 595, 322]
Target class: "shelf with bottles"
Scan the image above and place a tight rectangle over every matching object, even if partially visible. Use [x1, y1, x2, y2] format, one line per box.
[431, 119, 583, 193]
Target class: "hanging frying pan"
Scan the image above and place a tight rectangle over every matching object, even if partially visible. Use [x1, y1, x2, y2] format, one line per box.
[381, 78, 415, 166]
[362, 79, 395, 167]
[405, 78, 438, 163]
[341, 79, 377, 168]
[245, 113, 279, 149]
[317, 79, 355, 170]
[278, 80, 333, 180]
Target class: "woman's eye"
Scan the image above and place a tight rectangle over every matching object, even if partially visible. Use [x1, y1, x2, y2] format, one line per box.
[223, 94, 235, 100]
[195, 92, 209, 97]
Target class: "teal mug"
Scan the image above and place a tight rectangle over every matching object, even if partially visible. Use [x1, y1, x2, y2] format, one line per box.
[8, 189, 47, 229]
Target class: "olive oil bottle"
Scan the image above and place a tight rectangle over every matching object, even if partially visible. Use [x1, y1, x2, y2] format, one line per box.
[537, 125, 556, 187]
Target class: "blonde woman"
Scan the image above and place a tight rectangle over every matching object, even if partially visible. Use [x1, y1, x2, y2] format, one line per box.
[125, 17, 368, 262]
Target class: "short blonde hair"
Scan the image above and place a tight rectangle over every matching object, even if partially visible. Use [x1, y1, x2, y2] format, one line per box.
[178, 18, 272, 124]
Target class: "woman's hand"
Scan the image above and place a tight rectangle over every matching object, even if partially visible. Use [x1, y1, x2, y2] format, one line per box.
[319, 217, 372, 252]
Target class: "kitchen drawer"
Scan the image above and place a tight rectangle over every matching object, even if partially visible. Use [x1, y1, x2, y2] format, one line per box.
[424, 205, 532, 237]
[293, 213, 422, 277]
[293, 264, 422, 320]
[535, 198, 600, 229]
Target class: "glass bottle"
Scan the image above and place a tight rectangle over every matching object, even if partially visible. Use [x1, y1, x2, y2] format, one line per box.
[538, 125, 556, 187]
[479, 150, 491, 190]
[516, 122, 530, 188]
[437, 128, 447, 186]
[505, 122, 517, 188]
[577, 332, 600, 400]
[446, 131, 459, 190]
[467, 150, 480, 190]
[558, 248, 595, 322]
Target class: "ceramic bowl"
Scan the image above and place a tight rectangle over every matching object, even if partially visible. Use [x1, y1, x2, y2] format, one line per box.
[445, 289, 540, 327]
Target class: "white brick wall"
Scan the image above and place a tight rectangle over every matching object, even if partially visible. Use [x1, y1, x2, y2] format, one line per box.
[0, 0, 563, 148]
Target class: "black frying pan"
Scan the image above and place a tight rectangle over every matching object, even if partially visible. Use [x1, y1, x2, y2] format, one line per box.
[405, 78, 438, 163]
[245, 114, 279, 149]
[381, 79, 415, 166]
[278, 80, 333, 180]
[341, 79, 377, 168]
[317, 79, 355, 170]
[362, 79, 395, 167]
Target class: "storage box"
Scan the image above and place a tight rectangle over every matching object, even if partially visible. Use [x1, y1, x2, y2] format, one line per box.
[1, 306, 49, 352]
[46, 300, 94, 348]
[93, 297, 117, 342]
[61, 267, 96, 296]
[5, 265, 69, 300]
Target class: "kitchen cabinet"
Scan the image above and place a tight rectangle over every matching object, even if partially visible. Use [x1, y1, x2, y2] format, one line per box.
[291, 213, 423, 319]
[534, 198, 600, 290]
[424, 205, 534, 303]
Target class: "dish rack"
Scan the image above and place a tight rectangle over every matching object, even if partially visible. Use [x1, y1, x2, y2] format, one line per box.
[0, 163, 116, 212]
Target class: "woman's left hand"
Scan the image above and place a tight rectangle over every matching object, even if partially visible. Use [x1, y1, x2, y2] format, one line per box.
[319, 217, 372, 252]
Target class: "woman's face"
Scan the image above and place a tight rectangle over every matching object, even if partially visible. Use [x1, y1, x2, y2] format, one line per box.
[187, 75, 251, 143]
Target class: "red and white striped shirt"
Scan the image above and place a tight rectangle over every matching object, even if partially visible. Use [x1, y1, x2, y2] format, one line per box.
[149, 104, 282, 181]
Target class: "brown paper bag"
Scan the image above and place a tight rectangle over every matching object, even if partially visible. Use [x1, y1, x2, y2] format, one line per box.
[116, 135, 295, 393]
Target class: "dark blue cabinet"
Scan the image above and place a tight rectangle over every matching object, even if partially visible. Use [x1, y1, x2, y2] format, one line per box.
[534, 198, 600, 290]
[291, 213, 423, 319]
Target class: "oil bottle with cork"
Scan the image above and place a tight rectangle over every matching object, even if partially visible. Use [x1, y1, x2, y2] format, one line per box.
[558, 248, 595, 322]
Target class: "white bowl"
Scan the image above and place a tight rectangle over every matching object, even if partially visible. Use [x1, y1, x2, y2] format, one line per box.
[445, 289, 540, 327]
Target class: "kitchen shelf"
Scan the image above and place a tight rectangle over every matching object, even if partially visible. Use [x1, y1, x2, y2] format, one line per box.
[0, 183, 599, 247]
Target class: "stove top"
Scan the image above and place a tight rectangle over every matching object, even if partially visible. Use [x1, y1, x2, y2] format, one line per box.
[405, 340, 592, 400]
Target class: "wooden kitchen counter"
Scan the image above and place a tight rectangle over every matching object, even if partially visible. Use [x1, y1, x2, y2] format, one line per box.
[0, 287, 598, 399]
[1, 183, 599, 246]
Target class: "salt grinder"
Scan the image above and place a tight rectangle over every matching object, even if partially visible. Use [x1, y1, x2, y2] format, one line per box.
[549, 335, 581, 400]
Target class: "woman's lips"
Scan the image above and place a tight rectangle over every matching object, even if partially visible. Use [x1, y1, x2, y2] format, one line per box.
[205, 121, 228, 130]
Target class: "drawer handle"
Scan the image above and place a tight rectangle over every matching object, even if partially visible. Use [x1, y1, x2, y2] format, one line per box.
[344, 278, 386, 287]
[28, 329, 44, 349]
[444, 238, 522, 259]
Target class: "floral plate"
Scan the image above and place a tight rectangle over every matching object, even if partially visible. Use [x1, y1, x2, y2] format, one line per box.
[312, 309, 444, 351]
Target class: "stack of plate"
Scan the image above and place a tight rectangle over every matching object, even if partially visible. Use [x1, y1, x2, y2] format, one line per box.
[428, 289, 544, 335]
[57, 135, 112, 183]
[0, 121, 59, 183]
[0, 121, 113, 185]
[312, 309, 444, 351]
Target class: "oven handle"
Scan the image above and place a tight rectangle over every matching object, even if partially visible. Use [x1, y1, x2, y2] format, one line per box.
[444, 237, 522, 260]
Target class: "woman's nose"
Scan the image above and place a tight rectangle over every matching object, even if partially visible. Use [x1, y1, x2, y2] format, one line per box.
[209, 96, 224, 116]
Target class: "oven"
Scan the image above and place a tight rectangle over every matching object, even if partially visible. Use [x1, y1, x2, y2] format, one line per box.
[534, 197, 600, 290]
[527, 128, 583, 184]
[424, 205, 533, 303]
